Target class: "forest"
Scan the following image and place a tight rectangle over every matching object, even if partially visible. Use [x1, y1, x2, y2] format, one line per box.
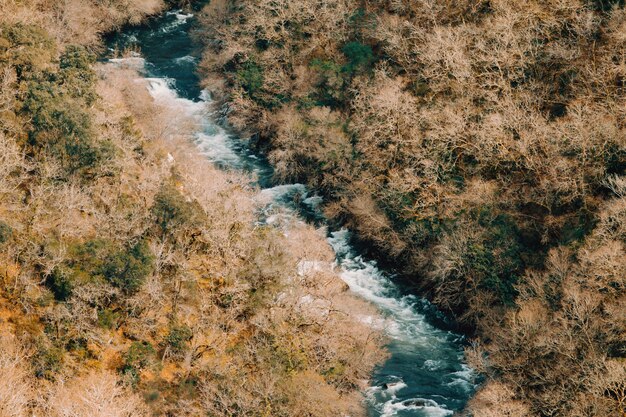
[0, 0, 624, 415]
[196, 0, 626, 415]
[0, 1, 383, 416]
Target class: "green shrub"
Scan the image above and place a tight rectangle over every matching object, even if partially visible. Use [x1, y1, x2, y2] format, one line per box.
[341, 41, 374, 73]
[590, 0, 625, 11]
[24, 77, 113, 175]
[322, 362, 347, 384]
[48, 239, 153, 299]
[97, 308, 121, 329]
[165, 323, 193, 356]
[59, 45, 97, 104]
[471, 209, 525, 306]
[0, 221, 12, 244]
[121, 341, 156, 385]
[309, 59, 348, 107]
[0, 23, 55, 80]
[152, 184, 202, 236]
[604, 141, 626, 175]
[44, 238, 108, 301]
[101, 240, 154, 294]
[70, 238, 113, 269]
[466, 241, 519, 305]
[33, 346, 64, 380]
[236, 60, 264, 96]
[47, 266, 74, 301]
[234, 59, 288, 107]
[308, 43, 373, 108]
[348, 8, 377, 37]
[65, 337, 90, 359]
[124, 341, 156, 368]
[20, 44, 113, 177]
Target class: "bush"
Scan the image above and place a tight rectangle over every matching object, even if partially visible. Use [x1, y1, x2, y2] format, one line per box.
[121, 341, 156, 385]
[21, 45, 113, 177]
[101, 240, 154, 294]
[97, 308, 121, 329]
[24, 76, 114, 175]
[165, 324, 193, 357]
[307, 43, 373, 108]
[0, 23, 55, 80]
[124, 342, 156, 369]
[470, 210, 525, 306]
[236, 60, 264, 96]
[33, 346, 64, 380]
[47, 266, 74, 301]
[341, 41, 374, 74]
[234, 59, 287, 107]
[152, 184, 202, 236]
[310, 59, 348, 107]
[59, 45, 97, 104]
[348, 8, 377, 37]
[590, 0, 625, 11]
[48, 239, 153, 299]
[430, 208, 526, 313]
[0, 221, 12, 244]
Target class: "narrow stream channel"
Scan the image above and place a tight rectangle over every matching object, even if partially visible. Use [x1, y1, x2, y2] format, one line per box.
[105, 9, 476, 417]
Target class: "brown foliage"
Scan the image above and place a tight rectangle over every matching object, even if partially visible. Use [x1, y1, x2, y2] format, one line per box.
[197, 0, 626, 415]
[0, 35, 383, 415]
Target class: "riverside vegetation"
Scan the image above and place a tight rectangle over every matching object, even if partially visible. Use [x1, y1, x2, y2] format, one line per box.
[196, 0, 626, 416]
[0, 1, 384, 416]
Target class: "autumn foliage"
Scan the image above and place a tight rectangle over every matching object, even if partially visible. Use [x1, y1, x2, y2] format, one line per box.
[0, 2, 383, 416]
[197, 0, 625, 415]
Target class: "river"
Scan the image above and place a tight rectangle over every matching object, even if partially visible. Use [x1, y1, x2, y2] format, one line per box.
[105, 9, 476, 417]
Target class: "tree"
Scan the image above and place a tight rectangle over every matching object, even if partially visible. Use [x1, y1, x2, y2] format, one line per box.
[46, 371, 150, 417]
[0, 337, 32, 417]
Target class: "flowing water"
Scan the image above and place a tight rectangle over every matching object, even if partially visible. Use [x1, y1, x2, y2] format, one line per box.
[106, 10, 476, 416]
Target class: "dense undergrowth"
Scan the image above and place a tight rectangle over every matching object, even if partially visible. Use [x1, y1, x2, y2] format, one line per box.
[0, 1, 383, 416]
[196, 0, 625, 415]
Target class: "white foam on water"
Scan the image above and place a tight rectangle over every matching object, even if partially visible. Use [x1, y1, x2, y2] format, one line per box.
[257, 184, 308, 212]
[199, 89, 211, 102]
[446, 365, 475, 392]
[195, 131, 241, 166]
[328, 229, 448, 342]
[386, 381, 408, 395]
[379, 398, 453, 417]
[423, 360, 442, 371]
[107, 56, 146, 70]
[446, 378, 474, 393]
[175, 55, 198, 65]
[141, 78, 257, 171]
[421, 406, 454, 417]
[167, 10, 194, 21]
[146, 77, 205, 116]
[453, 364, 474, 380]
[161, 10, 194, 32]
[259, 183, 307, 200]
[303, 194, 323, 210]
[124, 34, 139, 43]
